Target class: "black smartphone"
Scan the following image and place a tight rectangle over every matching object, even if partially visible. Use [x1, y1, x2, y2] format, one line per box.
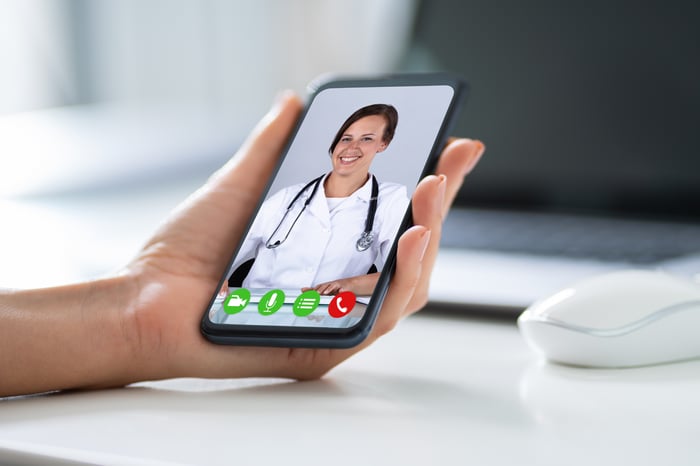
[201, 73, 467, 348]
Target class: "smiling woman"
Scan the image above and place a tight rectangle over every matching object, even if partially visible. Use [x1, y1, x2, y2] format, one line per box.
[326, 104, 398, 195]
[220, 103, 408, 300]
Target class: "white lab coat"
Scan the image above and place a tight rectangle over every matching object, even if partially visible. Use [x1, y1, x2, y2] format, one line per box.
[230, 173, 409, 290]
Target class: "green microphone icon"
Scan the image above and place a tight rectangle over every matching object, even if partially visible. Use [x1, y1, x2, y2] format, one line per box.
[258, 289, 285, 315]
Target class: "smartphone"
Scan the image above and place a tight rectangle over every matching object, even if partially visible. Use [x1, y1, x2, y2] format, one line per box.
[200, 73, 467, 348]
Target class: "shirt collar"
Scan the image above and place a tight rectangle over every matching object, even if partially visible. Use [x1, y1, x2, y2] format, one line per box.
[320, 172, 374, 203]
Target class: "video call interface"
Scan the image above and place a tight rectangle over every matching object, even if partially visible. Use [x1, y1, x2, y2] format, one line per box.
[208, 84, 455, 329]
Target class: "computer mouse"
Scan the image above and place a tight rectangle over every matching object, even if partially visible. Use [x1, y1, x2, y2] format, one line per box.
[517, 270, 700, 368]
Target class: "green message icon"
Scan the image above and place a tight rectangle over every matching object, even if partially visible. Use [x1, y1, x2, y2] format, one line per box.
[223, 288, 251, 315]
[259, 289, 285, 315]
[293, 290, 321, 317]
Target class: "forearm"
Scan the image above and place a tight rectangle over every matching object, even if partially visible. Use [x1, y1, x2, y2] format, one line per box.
[0, 276, 143, 397]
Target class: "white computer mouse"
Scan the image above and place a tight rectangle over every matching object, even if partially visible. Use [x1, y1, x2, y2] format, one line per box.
[517, 270, 700, 368]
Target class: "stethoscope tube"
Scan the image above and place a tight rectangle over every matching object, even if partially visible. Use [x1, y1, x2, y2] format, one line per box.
[265, 174, 379, 251]
[356, 177, 379, 252]
[265, 175, 324, 249]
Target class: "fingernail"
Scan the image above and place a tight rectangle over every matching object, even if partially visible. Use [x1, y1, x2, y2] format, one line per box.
[419, 229, 432, 262]
[463, 140, 486, 176]
[436, 174, 447, 213]
[476, 140, 486, 156]
[273, 89, 294, 108]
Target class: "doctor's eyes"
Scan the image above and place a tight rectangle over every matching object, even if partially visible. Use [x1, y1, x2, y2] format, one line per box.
[339, 136, 376, 144]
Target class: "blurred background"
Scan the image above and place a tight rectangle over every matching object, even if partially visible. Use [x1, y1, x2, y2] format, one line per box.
[0, 0, 417, 196]
[1, 0, 699, 301]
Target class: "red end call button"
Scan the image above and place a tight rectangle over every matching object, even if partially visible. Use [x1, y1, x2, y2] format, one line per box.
[328, 291, 356, 318]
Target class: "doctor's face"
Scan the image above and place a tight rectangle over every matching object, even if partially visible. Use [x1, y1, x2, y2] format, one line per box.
[330, 115, 388, 179]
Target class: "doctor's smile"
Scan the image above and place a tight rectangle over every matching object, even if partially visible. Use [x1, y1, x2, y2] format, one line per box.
[330, 115, 387, 180]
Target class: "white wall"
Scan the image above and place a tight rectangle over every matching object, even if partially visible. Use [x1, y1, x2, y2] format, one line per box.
[0, 0, 419, 196]
[0, 0, 76, 114]
[85, 0, 418, 115]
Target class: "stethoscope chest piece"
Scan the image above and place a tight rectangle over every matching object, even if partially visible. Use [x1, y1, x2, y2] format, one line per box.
[356, 231, 374, 252]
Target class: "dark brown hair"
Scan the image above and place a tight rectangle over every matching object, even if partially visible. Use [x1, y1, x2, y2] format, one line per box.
[328, 104, 399, 155]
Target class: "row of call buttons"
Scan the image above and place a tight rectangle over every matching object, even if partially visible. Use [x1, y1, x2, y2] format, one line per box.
[223, 288, 356, 318]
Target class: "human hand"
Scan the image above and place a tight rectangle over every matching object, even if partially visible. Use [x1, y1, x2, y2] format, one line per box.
[302, 273, 379, 296]
[119, 92, 484, 382]
[0, 91, 484, 396]
[302, 280, 348, 296]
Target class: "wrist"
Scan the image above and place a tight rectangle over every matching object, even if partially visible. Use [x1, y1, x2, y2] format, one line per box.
[80, 273, 151, 389]
[110, 269, 183, 385]
[0, 275, 146, 396]
[59, 275, 148, 390]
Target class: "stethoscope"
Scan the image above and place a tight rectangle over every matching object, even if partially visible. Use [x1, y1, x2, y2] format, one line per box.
[265, 174, 379, 252]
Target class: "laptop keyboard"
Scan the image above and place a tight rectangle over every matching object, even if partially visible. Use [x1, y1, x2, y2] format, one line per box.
[441, 208, 700, 264]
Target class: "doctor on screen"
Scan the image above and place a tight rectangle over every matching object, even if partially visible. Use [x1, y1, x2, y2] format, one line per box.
[224, 104, 409, 297]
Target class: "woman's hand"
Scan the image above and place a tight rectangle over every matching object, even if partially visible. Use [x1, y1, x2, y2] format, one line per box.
[0, 92, 484, 396]
[123, 92, 484, 381]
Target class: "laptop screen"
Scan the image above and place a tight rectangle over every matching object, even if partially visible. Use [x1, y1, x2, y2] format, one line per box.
[404, 0, 700, 222]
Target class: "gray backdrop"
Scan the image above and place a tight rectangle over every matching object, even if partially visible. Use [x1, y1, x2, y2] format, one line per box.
[266, 85, 455, 200]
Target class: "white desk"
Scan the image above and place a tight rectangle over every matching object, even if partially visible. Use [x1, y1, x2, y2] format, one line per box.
[1, 312, 699, 466]
[2, 176, 699, 465]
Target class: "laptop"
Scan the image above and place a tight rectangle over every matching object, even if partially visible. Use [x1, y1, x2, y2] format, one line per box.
[405, 0, 700, 313]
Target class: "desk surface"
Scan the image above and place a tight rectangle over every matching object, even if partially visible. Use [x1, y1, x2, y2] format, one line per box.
[2, 178, 699, 465]
[1, 312, 699, 466]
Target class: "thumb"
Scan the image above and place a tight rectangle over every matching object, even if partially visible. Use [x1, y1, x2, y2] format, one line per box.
[209, 91, 304, 201]
[134, 92, 303, 279]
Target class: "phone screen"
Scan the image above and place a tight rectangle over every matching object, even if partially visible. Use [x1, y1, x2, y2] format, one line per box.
[204, 79, 459, 334]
